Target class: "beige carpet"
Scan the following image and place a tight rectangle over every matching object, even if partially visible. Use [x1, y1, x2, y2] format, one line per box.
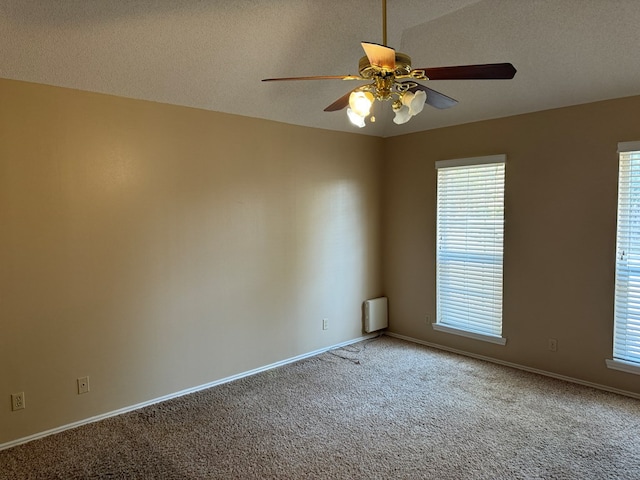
[1, 336, 639, 479]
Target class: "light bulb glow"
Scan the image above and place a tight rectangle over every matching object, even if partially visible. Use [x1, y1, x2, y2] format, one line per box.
[347, 108, 366, 128]
[348, 91, 374, 117]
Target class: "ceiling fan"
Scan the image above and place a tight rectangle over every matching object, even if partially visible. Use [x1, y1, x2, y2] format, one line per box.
[262, 0, 516, 128]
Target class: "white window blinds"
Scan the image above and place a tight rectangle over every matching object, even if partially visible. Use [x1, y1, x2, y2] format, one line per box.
[435, 155, 506, 342]
[613, 142, 640, 366]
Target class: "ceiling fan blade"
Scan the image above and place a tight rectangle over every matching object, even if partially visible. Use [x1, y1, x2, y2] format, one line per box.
[262, 75, 362, 82]
[414, 63, 517, 80]
[401, 82, 458, 110]
[324, 89, 358, 112]
[361, 42, 396, 70]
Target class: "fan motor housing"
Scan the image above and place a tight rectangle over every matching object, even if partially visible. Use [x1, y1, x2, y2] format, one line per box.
[358, 52, 412, 79]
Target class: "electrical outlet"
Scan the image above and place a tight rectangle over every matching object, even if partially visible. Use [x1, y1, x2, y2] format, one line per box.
[548, 338, 558, 352]
[425, 315, 431, 324]
[322, 318, 328, 330]
[77, 376, 90, 395]
[11, 392, 25, 411]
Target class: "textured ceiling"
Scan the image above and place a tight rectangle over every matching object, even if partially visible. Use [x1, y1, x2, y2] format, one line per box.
[2, 0, 640, 137]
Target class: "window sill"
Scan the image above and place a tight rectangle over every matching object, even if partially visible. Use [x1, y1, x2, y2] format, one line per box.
[606, 359, 640, 376]
[432, 323, 507, 346]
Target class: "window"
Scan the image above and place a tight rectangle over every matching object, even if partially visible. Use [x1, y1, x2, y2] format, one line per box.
[433, 155, 506, 345]
[608, 141, 640, 375]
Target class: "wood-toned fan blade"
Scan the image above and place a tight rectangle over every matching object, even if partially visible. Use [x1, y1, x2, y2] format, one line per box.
[403, 82, 458, 110]
[415, 63, 517, 80]
[324, 89, 358, 112]
[262, 75, 362, 82]
[361, 42, 396, 70]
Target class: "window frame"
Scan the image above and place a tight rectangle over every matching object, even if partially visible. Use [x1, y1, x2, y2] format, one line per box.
[433, 154, 507, 346]
[608, 141, 640, 375]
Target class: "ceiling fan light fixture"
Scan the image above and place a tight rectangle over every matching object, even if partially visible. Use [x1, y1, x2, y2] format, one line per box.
[391, 90, 428, 124]
[392, 103, 412, 125]
[404, 90, 427, 116]
[347, 107, 366, 128]
[348, 91, 374, 117]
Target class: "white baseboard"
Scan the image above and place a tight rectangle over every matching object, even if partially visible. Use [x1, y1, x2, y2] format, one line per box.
[0, 333, 378, 452]
[385, 331, 640, 400]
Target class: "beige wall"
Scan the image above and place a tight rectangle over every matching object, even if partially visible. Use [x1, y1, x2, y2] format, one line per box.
[0, 79, 383, 445]
[383, 95, 640, 395]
